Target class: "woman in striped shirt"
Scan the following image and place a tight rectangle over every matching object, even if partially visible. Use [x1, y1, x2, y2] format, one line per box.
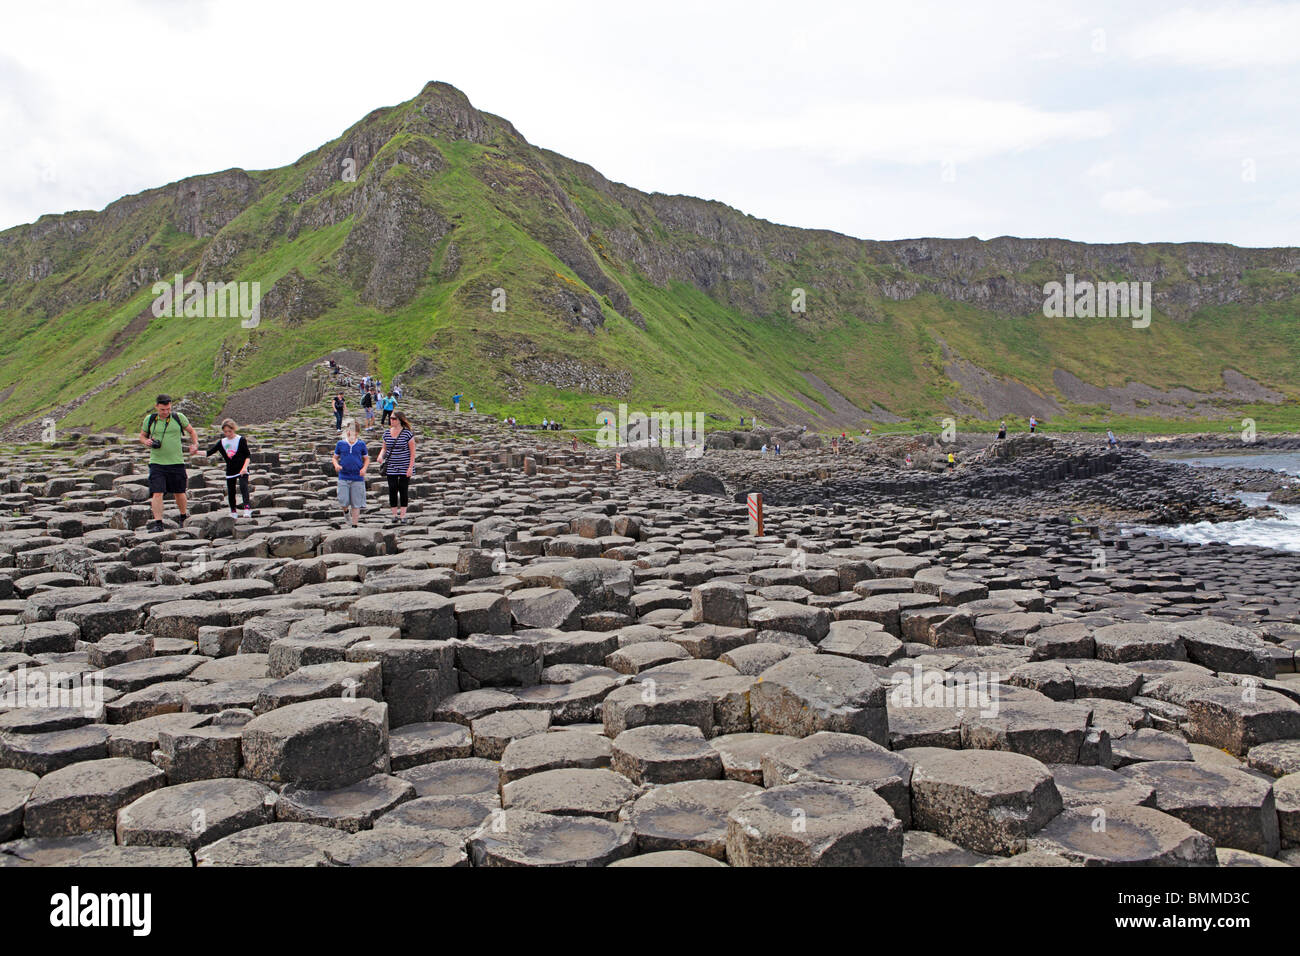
[376, 410, 416, 526]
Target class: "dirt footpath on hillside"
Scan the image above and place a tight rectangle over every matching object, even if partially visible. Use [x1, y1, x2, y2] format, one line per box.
[220, 350, 369, 426]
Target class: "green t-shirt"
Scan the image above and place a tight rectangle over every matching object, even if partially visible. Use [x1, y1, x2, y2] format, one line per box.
[141, 411, 190, 465]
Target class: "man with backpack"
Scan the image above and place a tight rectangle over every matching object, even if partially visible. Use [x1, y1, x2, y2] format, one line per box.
[361, 388, 375, 429]
[138, 394, 199, 533]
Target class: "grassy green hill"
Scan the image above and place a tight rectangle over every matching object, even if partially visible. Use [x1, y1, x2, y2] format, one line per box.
[1, 81, 1298, 440]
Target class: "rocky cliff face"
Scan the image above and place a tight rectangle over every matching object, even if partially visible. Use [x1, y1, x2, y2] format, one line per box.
[0, 81, 1296, 436]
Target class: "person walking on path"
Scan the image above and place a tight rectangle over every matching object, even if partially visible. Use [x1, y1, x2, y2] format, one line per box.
[381, 391, 396, 427]
[361, 388, 375, 429]
[1029, 415, 1038, 434]
[138, 394, 199, 533]
[947, 451, 956, 471]
[333, 393, 346, 431]
[331, 419, 368, 528]
[206, 418, 253, 518]
[376, 410, 416, 526]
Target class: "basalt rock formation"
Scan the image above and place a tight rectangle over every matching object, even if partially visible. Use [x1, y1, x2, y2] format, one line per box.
[0, 398, 1297, 867]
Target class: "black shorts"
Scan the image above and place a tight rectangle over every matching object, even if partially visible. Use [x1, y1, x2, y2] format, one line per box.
[148, 463, 188, 495]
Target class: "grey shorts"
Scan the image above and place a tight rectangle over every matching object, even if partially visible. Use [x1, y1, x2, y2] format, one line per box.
[337, 478, 366, 509]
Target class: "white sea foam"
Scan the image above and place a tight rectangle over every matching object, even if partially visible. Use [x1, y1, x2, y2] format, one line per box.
[1130, 451, 1300, 552]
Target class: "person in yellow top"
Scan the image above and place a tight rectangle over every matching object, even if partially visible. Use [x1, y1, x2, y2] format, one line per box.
[947, 451, 956, 471]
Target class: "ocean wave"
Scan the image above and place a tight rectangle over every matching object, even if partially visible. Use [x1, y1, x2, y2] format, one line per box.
[1129, 497, 1300, 553]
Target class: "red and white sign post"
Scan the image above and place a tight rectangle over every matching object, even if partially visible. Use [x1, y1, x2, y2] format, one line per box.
[747, 492, 763, 536]
[615, 452, 622, 470]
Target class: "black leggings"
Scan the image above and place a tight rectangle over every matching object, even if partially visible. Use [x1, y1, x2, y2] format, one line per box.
[386, 475, 409, 508]
[225, 474, 250, 510]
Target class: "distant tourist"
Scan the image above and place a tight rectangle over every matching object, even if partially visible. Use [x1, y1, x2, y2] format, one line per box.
[138, 394, 198, 533]
[1107, 429, 1118, 448]
[361, 388, 375, 428]
[333, 393, 346, 431]
[376, 410, 416, 526]
[774, 442, 781, 456]
[761, 444, 768, 456]
[905, 453, 913, 467]
[206, 418, 252, 519]
[997, 420, 1007, 440]
[1029, 415, 1038, 434]
[947, 451, 956, 471]
[831, 436, 839, 454]
[381, 391, 396, 427]
[331, 419, 368, 527]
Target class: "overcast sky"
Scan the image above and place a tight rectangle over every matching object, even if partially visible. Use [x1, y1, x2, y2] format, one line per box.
[2, 0, 1297, 246]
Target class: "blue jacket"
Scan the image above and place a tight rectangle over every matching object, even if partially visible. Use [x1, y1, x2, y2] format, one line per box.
[335, 440, 368, 481]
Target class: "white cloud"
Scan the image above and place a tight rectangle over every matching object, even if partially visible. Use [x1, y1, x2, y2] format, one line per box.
[1124, 3, 1300, 68]
[1100, 188, 1174, 215]
[1085, 159, 1117, 180]
[665, 98, 1113, 166]
[0, 0, 1296, 246]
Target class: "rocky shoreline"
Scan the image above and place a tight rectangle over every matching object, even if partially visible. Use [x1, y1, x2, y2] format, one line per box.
[0, 400, 1296, 867]
[657, 431, 1289, 526]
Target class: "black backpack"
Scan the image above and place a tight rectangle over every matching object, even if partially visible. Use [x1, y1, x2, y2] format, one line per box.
[145, 410, 188, 440]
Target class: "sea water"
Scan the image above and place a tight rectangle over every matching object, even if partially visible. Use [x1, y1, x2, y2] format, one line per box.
[1131, 451, 1300, 552]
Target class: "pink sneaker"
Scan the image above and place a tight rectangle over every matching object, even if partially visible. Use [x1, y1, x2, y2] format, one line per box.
[241, 508, 252, 519]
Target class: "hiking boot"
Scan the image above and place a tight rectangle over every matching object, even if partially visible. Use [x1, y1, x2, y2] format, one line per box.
[147, 520, 164, 534]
